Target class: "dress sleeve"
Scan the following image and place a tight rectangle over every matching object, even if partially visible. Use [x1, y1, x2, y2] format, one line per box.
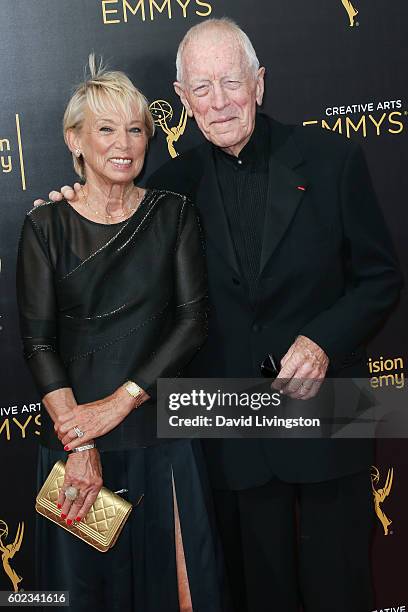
[16, 214, 70, 396]
[130, 198, 208, 397]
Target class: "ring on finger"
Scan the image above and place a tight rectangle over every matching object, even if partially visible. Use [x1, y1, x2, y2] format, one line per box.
[65, 486, 80, 502]
[299, 381, 314, 395]
[73, 426, 85, 438]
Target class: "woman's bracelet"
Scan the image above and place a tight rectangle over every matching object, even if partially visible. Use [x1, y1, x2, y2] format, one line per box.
[72, 442, 96, 453]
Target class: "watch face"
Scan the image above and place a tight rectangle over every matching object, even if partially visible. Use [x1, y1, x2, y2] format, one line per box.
[126, 381, 142, 398]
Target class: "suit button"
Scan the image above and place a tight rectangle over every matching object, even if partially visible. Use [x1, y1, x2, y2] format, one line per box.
[232, 278, 240, 286]
[252, 324, 261, 333]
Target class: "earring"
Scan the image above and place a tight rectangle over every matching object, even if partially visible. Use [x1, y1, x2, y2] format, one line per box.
[75, 148, 81, 157]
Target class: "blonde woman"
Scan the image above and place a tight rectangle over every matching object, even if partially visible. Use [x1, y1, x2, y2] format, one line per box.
[17, 57, 224, 611]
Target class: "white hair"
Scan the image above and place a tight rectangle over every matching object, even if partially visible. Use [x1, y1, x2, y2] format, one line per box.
[176, 17, 260, 83]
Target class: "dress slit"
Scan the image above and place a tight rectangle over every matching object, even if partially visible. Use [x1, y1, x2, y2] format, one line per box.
[172, 468, 193, 612]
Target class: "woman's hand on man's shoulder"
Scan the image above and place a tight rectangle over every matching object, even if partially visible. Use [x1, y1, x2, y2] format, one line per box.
[33, 182, 82, 207]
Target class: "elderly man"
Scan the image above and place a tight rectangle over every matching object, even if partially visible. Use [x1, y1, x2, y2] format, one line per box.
[39, 18, 401, 612]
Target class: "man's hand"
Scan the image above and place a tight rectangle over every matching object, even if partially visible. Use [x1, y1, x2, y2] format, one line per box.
[33, 182, 82, 206]
[272, 335, 329, 399]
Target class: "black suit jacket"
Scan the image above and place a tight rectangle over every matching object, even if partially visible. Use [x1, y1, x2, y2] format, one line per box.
[147, 115, 402, 488]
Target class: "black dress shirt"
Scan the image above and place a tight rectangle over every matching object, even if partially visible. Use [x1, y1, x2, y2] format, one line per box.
[214, 114, 270, 302]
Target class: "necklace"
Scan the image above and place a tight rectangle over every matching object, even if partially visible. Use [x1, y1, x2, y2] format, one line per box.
[81, 186, 142, 223]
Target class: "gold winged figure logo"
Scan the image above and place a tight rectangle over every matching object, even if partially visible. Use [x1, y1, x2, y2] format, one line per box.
[371, 467, 393, 536]
[0, 520, 24, 592]
[149, 100, 188, 158]
[341, 0, 358, 26]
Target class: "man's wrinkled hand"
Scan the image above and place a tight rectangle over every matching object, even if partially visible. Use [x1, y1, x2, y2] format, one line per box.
[33, 182, 82, 207]
[272, 335, 329, 399]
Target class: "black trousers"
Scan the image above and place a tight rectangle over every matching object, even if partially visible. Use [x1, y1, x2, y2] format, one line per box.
[213, 471, 374, 612]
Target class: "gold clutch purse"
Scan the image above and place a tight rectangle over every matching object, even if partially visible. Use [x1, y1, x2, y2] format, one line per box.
[36, 460, 133, 553]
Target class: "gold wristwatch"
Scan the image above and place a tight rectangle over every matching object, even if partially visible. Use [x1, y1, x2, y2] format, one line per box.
[123, 380, 144, 404]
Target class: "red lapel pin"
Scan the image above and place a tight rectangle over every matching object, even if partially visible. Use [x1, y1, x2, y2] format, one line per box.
[297, 185, 307, 191]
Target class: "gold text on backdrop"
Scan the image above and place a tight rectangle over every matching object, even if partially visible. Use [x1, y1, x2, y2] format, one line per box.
[101, 0, 212, 23]
[0, 404, 41, 441]
[0, 115, 27, 190]
[303, 100, 405, 139]
[367, 356, 405, 389]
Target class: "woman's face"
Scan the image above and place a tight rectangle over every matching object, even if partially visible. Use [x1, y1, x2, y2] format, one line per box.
[76, 103, 148, 185]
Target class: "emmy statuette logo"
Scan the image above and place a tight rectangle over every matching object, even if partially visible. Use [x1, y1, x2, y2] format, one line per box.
[340, 0, 358, 26]
[149, 100, 188, 158]
[0, 520, 24, 592]
[371, 466, 394, 535]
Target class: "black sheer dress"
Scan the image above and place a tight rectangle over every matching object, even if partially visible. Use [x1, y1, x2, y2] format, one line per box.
[17, 190, 225, 612]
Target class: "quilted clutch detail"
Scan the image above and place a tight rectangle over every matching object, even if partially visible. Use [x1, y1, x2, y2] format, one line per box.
[36, 460, 133, 552]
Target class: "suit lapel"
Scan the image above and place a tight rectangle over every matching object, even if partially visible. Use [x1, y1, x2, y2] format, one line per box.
[194, 118, 308, 278]
[195, 145, 241, 276]
[259, 119, 308, 275]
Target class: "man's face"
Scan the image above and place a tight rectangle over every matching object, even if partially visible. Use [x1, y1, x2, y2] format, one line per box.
[174, 31, 265, 157]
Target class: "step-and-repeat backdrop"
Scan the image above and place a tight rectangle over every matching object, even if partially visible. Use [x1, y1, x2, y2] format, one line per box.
[0, 1, 406, 608]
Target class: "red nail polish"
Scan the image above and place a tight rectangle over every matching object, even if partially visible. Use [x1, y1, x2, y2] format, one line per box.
[57, 504, 62, 509]
[66, 519, 73, 526]
[75, 517, 81, 522]
[61, 513, 66, 519]
[64, 445, 70, 451]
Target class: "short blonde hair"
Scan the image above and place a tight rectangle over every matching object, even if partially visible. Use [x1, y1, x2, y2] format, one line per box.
[63, 54, 155, 179]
